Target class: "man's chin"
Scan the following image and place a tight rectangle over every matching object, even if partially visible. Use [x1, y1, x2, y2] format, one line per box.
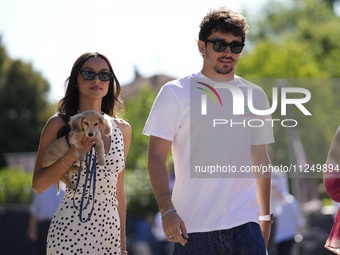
[214, 67, 234, 75]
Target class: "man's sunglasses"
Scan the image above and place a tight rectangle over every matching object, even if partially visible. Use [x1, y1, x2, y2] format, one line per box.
[206, 40, 245, 54]
[78, 70, 114, 81]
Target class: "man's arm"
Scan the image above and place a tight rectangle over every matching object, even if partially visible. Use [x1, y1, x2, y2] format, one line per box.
[251, 144, 272, 247]
[147, 136, 188, 246]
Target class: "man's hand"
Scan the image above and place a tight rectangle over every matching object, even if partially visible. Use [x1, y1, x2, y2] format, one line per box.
[259, 221, 271, 247]
[162, 211, 188, 246]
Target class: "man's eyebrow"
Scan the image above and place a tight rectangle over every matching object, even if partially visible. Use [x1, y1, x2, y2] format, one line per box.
[210, 39, 242, 43]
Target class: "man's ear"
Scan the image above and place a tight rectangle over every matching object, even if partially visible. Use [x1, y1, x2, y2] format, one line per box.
[198, 40, 206, 56]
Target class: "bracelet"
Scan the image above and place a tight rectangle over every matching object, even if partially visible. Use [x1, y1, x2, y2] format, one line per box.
[62, 156, 71, 168]
[121, 250, 127, 254]
[161, 209, 177, 220]
[156, 192, 171, 201]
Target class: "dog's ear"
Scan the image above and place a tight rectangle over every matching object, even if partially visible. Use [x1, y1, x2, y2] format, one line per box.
[70, 113, 83, 133]
[100, 116, 112, 136]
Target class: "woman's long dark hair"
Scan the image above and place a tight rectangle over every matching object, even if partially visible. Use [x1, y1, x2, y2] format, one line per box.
[56, 52, 123, 138]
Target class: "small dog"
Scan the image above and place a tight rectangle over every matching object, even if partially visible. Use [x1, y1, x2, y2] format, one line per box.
[42, 110, 112, 193]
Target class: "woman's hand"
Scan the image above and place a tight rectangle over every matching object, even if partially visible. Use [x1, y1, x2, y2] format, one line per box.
[81, 135, 97, 154]
[68, 135, 97, 162]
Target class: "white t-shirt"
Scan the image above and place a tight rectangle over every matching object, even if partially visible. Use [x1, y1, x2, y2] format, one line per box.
[143, 72, 274, 233]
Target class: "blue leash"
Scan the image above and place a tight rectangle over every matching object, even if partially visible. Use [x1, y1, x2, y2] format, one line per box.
[65, 134, 97, 223]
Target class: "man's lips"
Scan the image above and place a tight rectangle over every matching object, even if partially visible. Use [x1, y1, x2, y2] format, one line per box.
[218, 57, 234, 64]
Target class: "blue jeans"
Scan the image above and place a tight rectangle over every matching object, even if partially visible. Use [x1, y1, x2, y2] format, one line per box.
[173, 222, 267, 255]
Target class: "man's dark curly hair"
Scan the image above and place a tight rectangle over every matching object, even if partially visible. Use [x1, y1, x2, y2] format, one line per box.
[199, 7, 249, 43]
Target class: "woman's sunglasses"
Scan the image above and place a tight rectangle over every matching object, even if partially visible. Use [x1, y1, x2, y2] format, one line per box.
[206, 40, 245, 54]
[78, 70, 114, 81]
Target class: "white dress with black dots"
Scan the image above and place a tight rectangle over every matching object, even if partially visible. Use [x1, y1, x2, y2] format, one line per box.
[47, 118, 125, 255]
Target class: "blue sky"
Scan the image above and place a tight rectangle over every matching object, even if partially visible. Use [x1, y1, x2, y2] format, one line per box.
[0, 0, 270, 102]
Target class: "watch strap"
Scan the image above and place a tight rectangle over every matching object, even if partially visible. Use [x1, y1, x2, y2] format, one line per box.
[259, 213, 274, 223]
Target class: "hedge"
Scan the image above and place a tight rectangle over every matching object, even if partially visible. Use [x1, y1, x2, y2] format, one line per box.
[0, 167, 33, 204]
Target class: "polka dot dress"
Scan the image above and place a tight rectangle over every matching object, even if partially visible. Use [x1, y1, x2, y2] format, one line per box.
[47, 119, 125, 255]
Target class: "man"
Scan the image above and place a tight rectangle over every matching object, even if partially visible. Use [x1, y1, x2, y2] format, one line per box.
[143, 7, 274, 254]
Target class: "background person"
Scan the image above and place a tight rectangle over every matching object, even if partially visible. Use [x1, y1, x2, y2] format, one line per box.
[133, 213, 155, 255]
[324, 126, 340, 254]
[272, 173, 305, 255]
[27, 184, 65, 255]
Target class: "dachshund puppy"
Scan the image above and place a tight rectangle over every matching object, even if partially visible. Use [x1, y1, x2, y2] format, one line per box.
[69, 110, 111, 165]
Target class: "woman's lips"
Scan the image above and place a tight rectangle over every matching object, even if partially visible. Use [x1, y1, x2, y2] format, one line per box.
[90, 86, 101, 91]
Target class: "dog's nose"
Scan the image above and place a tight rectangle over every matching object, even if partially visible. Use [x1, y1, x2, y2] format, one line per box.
[88, 133, 93, 137]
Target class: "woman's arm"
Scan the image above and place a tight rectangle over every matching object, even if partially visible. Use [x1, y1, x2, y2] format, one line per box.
[324, 125, 340, 202]
[32, 116, 74, 194]
[32, 115, 93, 194]
[115, 119, 131, 252]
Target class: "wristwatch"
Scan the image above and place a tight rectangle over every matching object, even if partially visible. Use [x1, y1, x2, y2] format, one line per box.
[259, 213, 274, 223]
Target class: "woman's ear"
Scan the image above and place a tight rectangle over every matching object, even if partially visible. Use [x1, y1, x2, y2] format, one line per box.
[70, 113, 83, 133]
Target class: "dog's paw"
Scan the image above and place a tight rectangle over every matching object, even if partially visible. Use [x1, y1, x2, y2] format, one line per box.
[77, 154, 85, 161]
[98, 159, 105, 166]
[98, 157, 105, 166]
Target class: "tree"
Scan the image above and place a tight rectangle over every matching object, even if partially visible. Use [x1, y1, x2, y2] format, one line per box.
[236, 0, 340, 196]
[247, 0, 340, 77]
[123, 84, 157, 171]
[0, 37, 52, 167]
[123, 85, 160, 215]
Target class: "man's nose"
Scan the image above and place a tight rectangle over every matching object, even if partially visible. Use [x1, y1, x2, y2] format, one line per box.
[223, 45, 232, 54]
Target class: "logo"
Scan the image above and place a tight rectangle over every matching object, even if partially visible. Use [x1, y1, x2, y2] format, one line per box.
[197, 83, 312, 116]
[196, 82, 222, 115]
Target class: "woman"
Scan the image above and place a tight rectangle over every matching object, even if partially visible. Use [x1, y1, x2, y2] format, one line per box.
[32, 52, 131, 255]
[324, 126, 340, 254]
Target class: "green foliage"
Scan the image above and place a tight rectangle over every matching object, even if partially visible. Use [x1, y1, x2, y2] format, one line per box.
[122, 85, 159, 215]
[238, 36, 322, 78]
[250, 79, 340, 170]
[0, 37, 52, 167]
[123, 85, 157, 171]
[0, 167, 33, 204]
[245, 0, 340, 78]
[125, 168, 158, 217]
[237, 0, 340, 200]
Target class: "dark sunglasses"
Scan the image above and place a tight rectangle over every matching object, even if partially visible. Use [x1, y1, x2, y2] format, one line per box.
[206, 40, 245, 54]
[78, 70, 114, 81]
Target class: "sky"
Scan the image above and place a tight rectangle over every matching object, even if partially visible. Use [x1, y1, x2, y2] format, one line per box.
[0, 0, 270, 103]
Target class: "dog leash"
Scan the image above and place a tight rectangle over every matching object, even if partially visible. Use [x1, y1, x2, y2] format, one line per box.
[65, 133, 97, 223]
[65, 133, 71, 147]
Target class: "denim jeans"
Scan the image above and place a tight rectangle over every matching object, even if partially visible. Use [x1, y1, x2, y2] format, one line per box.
[173, 222, 268, 255]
